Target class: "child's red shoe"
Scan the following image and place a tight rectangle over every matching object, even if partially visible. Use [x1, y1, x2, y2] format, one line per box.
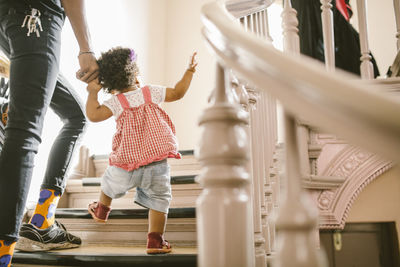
[146, 232, 172, 254]
[88, 201, 111, 223]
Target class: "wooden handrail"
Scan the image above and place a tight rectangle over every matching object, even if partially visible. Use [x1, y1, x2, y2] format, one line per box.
[201, 1, 400, 163]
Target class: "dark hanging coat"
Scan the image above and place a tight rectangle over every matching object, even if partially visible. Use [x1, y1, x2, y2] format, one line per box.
[291, 0, 380, 77]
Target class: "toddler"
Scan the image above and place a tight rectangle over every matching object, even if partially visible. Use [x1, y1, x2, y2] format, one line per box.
[85, 47, 197, 254]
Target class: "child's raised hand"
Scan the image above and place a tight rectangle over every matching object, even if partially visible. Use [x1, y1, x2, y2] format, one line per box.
[187, 52, 198, 73]
[86, 78, 102, 94]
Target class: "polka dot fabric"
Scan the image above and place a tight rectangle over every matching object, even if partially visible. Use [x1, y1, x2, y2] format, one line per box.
[109, 86, 180, 171]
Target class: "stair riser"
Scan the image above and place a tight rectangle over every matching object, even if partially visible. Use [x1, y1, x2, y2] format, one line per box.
[57, 218, 197, 247]
[92, 157, 200, 178]
[63, 185, 201, 209]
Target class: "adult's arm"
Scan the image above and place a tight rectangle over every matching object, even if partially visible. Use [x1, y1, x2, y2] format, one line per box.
[61, 0, 99, 83]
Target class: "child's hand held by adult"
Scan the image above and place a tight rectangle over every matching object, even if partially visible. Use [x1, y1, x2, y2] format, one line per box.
[77, 52, 99, 83]
[86, 79, 102, 94]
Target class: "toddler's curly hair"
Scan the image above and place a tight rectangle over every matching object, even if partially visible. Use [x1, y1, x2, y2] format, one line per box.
[97, 47, 140, 94]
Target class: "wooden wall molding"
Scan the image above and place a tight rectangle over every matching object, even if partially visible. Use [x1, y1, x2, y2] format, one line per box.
[315, 145, 392, 229]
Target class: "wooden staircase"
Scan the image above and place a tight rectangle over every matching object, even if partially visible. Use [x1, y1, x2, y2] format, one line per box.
[13, 149, 200, 266]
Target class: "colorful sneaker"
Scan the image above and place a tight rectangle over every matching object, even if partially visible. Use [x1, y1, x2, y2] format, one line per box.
[88, 201, 111, 223]
[15, 221, 81, 252]
[146, 232, 172, 254]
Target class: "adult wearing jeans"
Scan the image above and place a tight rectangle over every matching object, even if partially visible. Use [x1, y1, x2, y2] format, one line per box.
[0, 0, 98, 265]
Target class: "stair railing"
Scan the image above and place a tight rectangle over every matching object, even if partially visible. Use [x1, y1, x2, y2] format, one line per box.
[198, 1, 400, 267]
[197, 1, 278, 266]
[227, 1, 279, 265]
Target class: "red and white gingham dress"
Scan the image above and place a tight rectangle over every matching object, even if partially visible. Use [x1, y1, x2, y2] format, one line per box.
[108, 86, 181, 171]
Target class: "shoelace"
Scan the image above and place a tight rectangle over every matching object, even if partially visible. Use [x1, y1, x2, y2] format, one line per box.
[54, 220, 72, 239]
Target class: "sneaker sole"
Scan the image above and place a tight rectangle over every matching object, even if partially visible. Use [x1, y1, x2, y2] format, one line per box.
[146, 248, 172, 254]
[15, 237, 81, 252]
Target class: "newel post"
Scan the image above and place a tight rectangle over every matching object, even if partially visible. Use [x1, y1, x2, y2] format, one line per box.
[196, 64, 254, 267]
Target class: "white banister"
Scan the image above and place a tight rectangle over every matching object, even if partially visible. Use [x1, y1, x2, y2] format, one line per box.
[356, 0, 374, 79]
[320, 0, 335, 71]
[394, 0, 400, 50]
[197, 64, 254, 267]
[275, 114, 322, 267]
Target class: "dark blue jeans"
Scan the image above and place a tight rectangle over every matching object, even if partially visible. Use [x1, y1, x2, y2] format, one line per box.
[0, 4, 87, 242]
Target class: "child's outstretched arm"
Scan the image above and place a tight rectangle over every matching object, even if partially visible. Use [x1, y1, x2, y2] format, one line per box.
[165, 52, 198, 102]
[86, 80, 113, 122]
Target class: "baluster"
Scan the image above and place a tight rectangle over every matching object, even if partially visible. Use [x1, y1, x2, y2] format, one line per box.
[258, 11, 265, 38]
[281, 0, 300, 54]
[394, 0, 400, 50]
[320, 0, 335, 71]
[271, 97, 278, 146]
[256, 90, 269, 260]
[197, 64, 254, 267]
[356, 0, 374, 79]
[275, 114, 322, 267]
[282, 0, 313, 178]
[248, 13, 254, 33]
[270, 160, 279, 253]
[261, 91, 273, 256]
[240, 16, 245, 27]
[253, 13, 259, 35]
[247, 86, 267, 267]
[260, 9, 273, 43]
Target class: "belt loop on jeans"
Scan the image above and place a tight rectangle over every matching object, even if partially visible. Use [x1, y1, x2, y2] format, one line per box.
[8, 7, 54, 21]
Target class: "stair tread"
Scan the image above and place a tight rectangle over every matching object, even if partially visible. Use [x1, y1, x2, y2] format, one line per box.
[56, 207, 196, 219]
[13, 244, 197, 267]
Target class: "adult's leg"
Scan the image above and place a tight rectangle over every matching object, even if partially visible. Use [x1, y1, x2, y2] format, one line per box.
[29, 74, 87, 229]
[42, 74, 87, 192]
[0, 7, 63, 242]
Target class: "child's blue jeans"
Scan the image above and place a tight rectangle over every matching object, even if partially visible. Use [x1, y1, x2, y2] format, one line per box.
[0, 2, 86, 242]
[102, 160, 172, 214]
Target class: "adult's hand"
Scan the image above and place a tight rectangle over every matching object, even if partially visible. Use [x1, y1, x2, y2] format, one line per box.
[76, 53, 99, 83]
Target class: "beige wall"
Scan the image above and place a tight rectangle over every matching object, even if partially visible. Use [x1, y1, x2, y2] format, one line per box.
[162, 0, 216, 150]
[347, 167, 400, 246]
